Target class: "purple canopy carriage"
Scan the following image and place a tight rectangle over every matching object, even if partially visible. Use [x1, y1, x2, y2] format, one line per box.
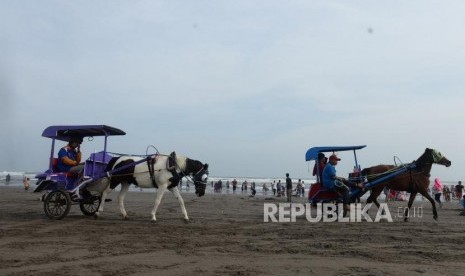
[34, 125, 128, 219]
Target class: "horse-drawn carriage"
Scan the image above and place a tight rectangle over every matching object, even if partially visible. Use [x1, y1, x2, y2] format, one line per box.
[33, 125, 127, 219]
[306, 145, 366, 204]
[305, 145, 452, 221]
[34, 125, 209, 221]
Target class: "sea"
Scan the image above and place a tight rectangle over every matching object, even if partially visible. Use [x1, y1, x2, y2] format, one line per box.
[1, 171, 454, 202]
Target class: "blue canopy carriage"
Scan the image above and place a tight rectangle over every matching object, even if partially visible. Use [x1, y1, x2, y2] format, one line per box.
[306, 145, 366, 204]
[305, 145, 419, 204]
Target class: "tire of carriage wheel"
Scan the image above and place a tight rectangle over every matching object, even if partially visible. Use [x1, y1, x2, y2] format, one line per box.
[79, 195, 102, 216]
[43, 189, 71, 220]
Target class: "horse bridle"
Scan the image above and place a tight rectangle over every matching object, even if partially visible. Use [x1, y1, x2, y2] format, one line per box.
[193, 167, 208, 186]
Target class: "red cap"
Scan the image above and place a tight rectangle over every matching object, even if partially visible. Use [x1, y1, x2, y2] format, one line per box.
[329, 154, 341, 161]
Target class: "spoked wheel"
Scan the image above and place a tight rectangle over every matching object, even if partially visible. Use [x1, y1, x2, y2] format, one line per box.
[44, 190, 71, 220]
[79, 193, 101, 216]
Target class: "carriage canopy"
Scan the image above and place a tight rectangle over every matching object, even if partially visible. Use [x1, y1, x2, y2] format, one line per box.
[41, 125, 126, 142]
[305, 145, 366, 161]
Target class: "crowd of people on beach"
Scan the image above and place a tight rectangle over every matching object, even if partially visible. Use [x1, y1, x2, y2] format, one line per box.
[430, 177, 465, 214]
[199, 174, 465, 215]
[3, 169, 465, 215]
[178, 173, 308, 201]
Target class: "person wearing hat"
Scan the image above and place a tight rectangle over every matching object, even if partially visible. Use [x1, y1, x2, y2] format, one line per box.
[57, 136, 83, 173]
[322, 154, 350, 214]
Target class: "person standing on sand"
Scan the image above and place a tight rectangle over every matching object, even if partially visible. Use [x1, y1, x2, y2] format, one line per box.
[276, 180, 282, 197]
[456, 181, 464, 202]
[272, 181, 276, 196]
[302, 181, 305, 197]
[23, 176, 30, 191]
[383, 186, 390, 202]
[296, 179, 302, 197]
[262, 182, 268, 195]
[232, 179, 237, 194]
[432, 177, 443, 207]
[445, 186, 451, 202]
[286, 173, 292, 202]
[218, 179, 223, 193]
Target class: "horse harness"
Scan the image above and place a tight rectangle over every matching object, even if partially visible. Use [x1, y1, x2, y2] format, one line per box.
[146, 151, 185, 189]
[146, 155, 158, 188]
[193, 167, 208, 186]
[407, 160, 433, 192]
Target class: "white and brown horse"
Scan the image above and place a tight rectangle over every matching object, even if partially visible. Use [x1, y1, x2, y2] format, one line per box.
[90, 152, 208, 222]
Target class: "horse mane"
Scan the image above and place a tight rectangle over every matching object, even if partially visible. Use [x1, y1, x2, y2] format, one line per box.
[170, 154, 203, 175]
[172, 154, 187, 170]
[184, 158, 203, 174]
[414, 148, 433, 172]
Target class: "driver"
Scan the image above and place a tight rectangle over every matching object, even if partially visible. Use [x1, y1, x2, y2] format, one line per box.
[322, 154, 350, 215]
[57, 136, 83, 175]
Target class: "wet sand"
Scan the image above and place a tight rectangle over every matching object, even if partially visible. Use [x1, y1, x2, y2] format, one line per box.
[1, 186, 465, 276]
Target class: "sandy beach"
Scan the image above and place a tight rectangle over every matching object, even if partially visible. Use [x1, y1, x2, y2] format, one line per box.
[1, 185, 465, 276]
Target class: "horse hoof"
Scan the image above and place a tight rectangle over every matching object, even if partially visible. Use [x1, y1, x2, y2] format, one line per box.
[122, 216, 130, 220]
[404, 217, 409, 222]
[93, 213, 99, 220]
[434, 216, 438, 220]
[183, 218, 189, 224]
[151, 219, 157, 224]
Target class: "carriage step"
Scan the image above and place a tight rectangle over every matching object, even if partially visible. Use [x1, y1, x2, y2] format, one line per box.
[105, 199, 112, 202]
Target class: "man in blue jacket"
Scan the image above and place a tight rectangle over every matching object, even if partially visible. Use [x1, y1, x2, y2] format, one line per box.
[322, 154, 350, 213]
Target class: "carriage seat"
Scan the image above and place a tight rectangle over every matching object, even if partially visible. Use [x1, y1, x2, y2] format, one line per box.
[51, 158, 77, 177]
[52, 158, 59, 172]
[84, 151, 113, 178]
[308, 182, 339, 202]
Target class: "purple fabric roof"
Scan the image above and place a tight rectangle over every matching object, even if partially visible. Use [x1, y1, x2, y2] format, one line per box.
[41, 125, 126, 141]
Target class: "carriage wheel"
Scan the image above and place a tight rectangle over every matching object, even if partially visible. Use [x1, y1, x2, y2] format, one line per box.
[44, 190, 71, 220]
[79, 194, 101, 216]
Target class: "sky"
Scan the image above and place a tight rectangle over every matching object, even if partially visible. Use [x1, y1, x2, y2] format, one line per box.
[1, 1, 464, 181]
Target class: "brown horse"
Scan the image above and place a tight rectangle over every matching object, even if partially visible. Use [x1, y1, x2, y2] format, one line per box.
[361, 148, 451, 221]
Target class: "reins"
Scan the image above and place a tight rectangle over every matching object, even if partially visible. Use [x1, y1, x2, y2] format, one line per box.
[364, 153, 435, 181]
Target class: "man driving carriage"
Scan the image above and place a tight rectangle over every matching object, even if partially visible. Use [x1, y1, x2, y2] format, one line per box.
[57, 136, 84, 176]
[322, 154, 350, 214]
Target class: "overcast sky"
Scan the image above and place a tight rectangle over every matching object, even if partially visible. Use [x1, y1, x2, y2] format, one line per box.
[1, 1, 464, 181]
